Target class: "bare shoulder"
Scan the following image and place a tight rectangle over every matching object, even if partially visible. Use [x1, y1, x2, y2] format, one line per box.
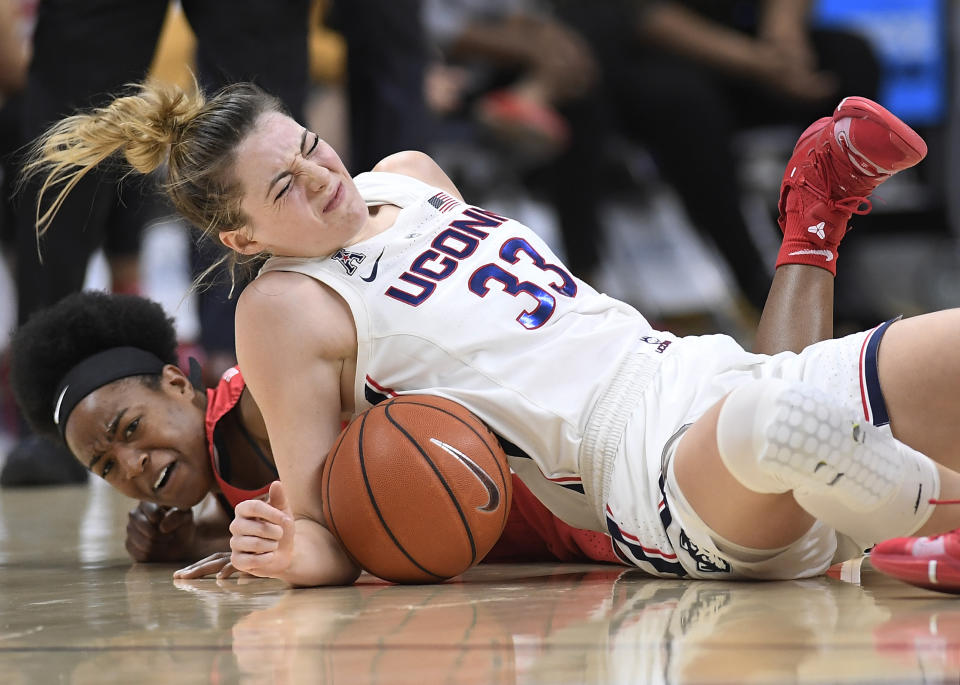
[235, 271, 356, 359]
[373, 151, 464, 201]
[235, 270, 315, 321]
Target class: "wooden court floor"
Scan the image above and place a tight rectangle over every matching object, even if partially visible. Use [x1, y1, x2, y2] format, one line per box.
[3, 481, 960, 684]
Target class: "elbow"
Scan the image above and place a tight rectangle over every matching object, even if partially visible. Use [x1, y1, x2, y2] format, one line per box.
[285, 562, 361, 588]
[337, 564, 363, 586]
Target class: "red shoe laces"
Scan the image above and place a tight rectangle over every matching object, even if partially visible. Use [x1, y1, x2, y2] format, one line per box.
[921, 499, 960, 544]
[790, 144, 875, 216]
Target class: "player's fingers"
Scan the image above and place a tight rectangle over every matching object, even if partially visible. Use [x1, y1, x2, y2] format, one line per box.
[173, 552, 232, 579]
[230, 534, 279, 555]
[229, 516, 285, 540]
[137, 501, 169, 526]
[159, 508, 193, 534]
[126, 513, 161, 539]
[128, 505, 150, 525]
[126, 520, 166, 547]
[234, 498, 291, 526]
[228, 552, 277, 577]
[267, 480, 292, 515]
[216, 561, 240, 580]
[281, 518, 295, 539]
[125, 536, 152, 561]
[278, 511, 296, 549]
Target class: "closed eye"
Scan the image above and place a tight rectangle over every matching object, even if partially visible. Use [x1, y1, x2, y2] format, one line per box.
[275, 179, 292, 201]
[306, 133, 319, 156]
[124, 417, 140, 439]
[274, 131, 318, 202]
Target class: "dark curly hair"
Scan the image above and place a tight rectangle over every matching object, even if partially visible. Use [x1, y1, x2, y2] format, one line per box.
[10, 291, 179, 439]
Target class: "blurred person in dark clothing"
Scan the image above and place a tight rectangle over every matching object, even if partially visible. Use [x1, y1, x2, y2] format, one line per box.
[422, 0, 614, 283]
[550, 0, 880, 310]
[328, 0, 432, 175]
[0, 0, 32, 256]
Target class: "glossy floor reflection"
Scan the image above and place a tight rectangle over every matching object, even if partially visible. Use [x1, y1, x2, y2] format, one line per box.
[3, 483, 960, 684]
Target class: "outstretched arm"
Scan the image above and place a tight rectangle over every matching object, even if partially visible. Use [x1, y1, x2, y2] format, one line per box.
[638, 1, 834, 101]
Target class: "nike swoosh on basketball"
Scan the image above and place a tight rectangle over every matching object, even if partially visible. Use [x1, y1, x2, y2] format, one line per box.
[788, 249, 833, 262]
[429, 438, 501, 512]
[360, 248, 385, 282]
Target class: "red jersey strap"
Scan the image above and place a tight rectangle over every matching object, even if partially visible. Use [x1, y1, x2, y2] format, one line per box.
[205, 367, 270, 508]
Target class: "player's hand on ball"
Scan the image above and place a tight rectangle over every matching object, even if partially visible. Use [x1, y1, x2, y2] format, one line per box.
[126, 501, 196, 562]
[227, 481, 296, 579]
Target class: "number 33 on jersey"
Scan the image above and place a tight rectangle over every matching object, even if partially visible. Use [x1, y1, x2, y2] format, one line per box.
[259, 171, 665, 533]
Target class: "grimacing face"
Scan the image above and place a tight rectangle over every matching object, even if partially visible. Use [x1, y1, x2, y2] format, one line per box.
[227, 111, 371, 258]
[63, 366, 213, 508]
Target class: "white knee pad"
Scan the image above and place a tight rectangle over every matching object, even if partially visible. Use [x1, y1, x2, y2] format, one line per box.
[794, 465, 938, 546]
[717, 377, 940, 542]
[715, 378, 795, 494]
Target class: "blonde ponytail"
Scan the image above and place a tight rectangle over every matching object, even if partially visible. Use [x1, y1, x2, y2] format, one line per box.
[22, 79, 284, 292]
[21, 81, 205, 236]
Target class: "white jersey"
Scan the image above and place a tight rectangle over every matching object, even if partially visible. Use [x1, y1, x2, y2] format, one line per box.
[259, 172, 674, 531]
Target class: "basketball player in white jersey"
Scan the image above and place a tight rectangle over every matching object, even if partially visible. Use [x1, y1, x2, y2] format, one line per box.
[24, 82, 960, 587]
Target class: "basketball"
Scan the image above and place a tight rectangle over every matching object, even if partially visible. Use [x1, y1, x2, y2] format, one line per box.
[321, 394, 513, 584]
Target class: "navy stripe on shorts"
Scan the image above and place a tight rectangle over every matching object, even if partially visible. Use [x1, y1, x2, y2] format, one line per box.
[859, 316, 900, 427]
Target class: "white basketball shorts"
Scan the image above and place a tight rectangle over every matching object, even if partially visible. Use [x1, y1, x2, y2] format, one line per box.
[602, 320, 897, 580]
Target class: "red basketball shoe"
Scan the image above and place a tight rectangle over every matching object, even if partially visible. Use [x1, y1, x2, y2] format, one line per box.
[777, 96, 928, 274]
[870, 532, 960, 594]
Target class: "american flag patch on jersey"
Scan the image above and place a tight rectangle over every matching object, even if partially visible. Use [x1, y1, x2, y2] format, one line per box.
[427, 191, 459, 213]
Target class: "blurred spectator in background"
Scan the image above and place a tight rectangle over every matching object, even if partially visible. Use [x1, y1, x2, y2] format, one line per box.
[422, 0, 619, 283]
[327, 0, 432, 175]
[424, 0, 592, 156]
[1, 0, 310, 487]
[549, 0, 880, 311]
[0, 0, 33, 264]
[1, 1, 154, 299]
[0, 0, 30, 94]
[0, 0, 35, 449]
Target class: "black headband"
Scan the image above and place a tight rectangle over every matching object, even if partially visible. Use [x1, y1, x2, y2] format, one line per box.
[53, 347, 166, 440]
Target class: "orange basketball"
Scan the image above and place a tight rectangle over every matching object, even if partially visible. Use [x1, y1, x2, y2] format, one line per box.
[321, 394, 513, 584]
